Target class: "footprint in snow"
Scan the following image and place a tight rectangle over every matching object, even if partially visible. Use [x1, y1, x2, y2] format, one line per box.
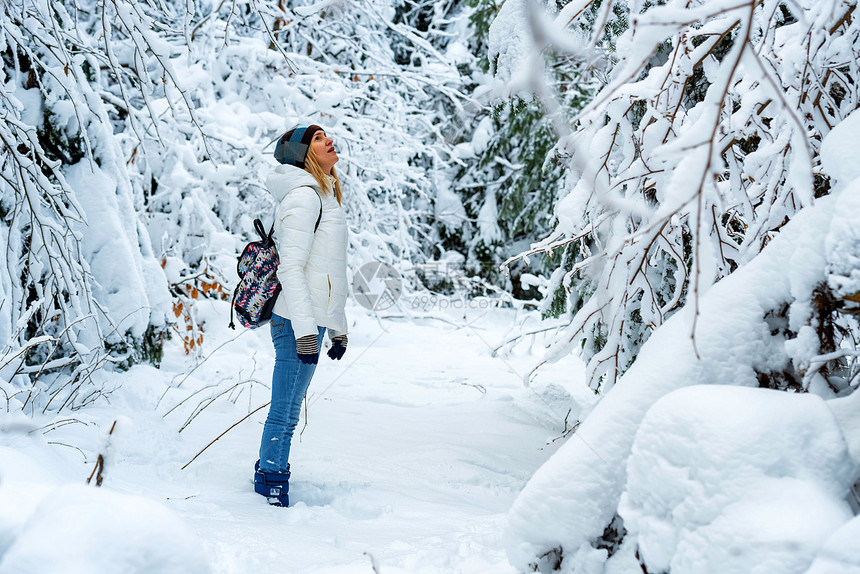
[288, 481, 384, 520]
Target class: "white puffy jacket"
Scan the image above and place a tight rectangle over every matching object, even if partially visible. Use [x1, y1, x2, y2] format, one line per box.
[267, 163, 348, 339]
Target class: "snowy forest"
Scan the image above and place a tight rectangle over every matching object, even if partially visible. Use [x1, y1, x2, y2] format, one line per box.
[1, 0, 860, 572]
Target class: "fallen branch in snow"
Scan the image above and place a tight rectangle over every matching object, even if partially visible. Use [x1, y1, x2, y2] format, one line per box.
[161, 355, 265, 434]
[87, 420, 117, 487]
[542, 413, 581, 449]
[181, 402, 270, 471]
[362, 552, 381, 574]
[177, 376, 264, 434]
[460, 380, 487, 394]
[27, 418, 89, 435]
[491, 325, 561, 356]
[157, 329, 249, 408]
[47, 440, 88, 463]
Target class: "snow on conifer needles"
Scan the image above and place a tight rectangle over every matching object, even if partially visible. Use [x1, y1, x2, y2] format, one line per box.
[494, 1, 860, 572]
[500, 0, 859, 393]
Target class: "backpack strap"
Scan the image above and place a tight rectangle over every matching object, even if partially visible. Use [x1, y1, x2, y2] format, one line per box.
[254, 218, 276, 248]
[313, 192, 322, 232]
[268, 191, 324, 239]
[228, 284, 238, 330]
[254, 218, 268, 240]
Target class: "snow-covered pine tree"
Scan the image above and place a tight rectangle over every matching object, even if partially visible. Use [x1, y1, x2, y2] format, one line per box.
[500, 3, 860, 570]
[438, 0, 602, 300]
[500, 0, 860, 394]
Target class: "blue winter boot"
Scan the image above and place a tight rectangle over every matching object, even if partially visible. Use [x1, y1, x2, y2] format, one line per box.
[254, 460, 290, 507]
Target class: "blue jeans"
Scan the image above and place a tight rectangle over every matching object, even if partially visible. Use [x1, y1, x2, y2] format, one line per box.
[258, 314, 325, 474]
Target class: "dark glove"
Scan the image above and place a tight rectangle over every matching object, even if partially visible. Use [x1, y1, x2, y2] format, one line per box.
[296, 334, 319, 364]
[327, 334, 348, 360]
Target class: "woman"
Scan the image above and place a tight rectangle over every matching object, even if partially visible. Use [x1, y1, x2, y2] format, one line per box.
[254, 124, 349, 507]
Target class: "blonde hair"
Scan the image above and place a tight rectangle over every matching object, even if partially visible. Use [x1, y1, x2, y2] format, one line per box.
[304, 148, 343, 205]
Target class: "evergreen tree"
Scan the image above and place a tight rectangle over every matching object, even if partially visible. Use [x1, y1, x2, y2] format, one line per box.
[499, 0, 860, 393]
[439, 0, 602, 300]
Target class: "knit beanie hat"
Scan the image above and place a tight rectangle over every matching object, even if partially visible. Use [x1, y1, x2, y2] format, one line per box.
[274, 124, 323, 168]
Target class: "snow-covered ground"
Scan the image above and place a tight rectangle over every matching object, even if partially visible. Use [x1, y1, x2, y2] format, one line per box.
[0, 301, 590, 574]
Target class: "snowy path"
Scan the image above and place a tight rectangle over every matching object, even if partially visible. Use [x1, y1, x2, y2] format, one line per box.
[14, 303, 584, 574]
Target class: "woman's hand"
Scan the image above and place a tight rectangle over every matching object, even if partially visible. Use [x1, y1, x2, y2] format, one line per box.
[296, 334, 319, 364]
[328, 335, 347, 360]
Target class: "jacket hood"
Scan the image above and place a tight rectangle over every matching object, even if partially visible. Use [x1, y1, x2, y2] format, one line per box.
[266, 163, 321, 204]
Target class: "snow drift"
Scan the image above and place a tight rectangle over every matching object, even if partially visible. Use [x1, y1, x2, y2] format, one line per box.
[622, 385, 855, 574]
[504, 108, 860, 573]
[0, 484, 209, 574]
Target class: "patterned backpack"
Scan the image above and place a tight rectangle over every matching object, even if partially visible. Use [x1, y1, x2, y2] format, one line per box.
[229, 198, 322, 329]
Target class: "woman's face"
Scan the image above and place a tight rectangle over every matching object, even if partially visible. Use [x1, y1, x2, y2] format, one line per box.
[310, 130, 338, 174]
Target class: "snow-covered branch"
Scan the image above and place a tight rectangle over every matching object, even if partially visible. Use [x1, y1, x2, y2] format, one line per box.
[503, 0, 860, 392]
